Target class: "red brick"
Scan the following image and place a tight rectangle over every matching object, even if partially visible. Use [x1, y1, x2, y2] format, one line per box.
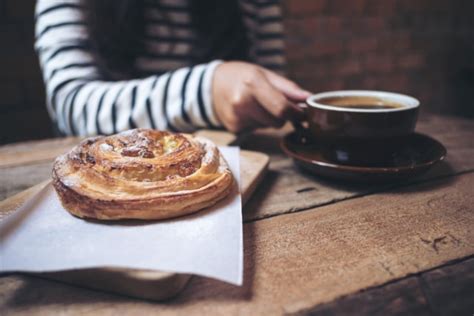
[285, 38, 312, 60]
[361, 17, 385, 31]
[349, 37, 378, 53]
[286, 38, 344, 61]
[285, 18, 319, 36]
[285, 17, 343, 37]
[295, 78, 314, 91]
[318, 16, 344, 34]
[398, 54, 425, 69]
[345, 17, 385, 34]
[318, 79, 345, 91]
[381, 73, 410, 92]
[359, 76, 378, 89]
[364, 54, 394, 73]
[0, 0, 472, 142]
[288, 61, 329, 79]
[307, 40, 344, 59]
[343, 75, 362, 88]
[5, 0, 35, 20]
[328, 0, 367, 15]
[332, 59, 361, 76]
[284, 0, 327, 16]
[305, 78, 345, 92]
[383, 32, 412, 52]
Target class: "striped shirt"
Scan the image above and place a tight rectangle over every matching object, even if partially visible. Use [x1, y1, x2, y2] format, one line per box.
[35, 0, 285, 136]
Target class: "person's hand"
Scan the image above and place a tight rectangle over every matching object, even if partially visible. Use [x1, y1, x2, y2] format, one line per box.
[212, 61, 311, 133]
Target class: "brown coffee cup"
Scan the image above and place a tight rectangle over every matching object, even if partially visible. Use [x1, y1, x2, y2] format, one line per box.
[296, 90, 420, 166]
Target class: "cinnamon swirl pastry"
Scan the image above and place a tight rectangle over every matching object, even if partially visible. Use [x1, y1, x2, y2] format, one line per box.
[52, 129, 234, 220]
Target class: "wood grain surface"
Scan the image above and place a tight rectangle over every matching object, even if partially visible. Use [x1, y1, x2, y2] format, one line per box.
[241, 113, 474, 221]
[1, 114, 473, 315]
[301, 257, 474, 316]
[1, 115, 472, 222]
[301, 277, 432, 316]
[1, 170, 473, 315]
[0, 137, 81, 169]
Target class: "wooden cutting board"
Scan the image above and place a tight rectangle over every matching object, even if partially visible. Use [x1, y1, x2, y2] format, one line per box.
[0, 130, 269, 301]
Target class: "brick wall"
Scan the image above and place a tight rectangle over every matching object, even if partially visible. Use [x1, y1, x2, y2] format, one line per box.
[284, 0, 474, 118]
[1, 0, 473, 144]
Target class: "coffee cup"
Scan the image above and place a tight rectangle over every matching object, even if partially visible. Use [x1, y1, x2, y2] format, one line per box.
[296, 90, 420, 166]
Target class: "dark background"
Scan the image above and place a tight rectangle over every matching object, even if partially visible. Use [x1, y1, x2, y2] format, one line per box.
[1, 0, 473, 144]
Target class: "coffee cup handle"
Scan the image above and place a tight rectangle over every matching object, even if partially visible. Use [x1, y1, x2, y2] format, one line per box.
[291, 103, 311, 144]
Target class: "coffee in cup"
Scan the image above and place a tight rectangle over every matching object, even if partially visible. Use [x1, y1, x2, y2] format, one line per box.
[299, 90, 420, 166]
[317, 95, 405, 110]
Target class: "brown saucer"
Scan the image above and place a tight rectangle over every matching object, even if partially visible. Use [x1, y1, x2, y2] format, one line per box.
[281, 132, 447, 183]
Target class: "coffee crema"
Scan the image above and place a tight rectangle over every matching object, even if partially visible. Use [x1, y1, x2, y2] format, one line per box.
[317, 96, 405, 110]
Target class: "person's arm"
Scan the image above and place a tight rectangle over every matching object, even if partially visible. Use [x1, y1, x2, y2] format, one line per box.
[35, 0, 222, 136]
[211, 0, 310, 132]
[241, 0, 285, 74]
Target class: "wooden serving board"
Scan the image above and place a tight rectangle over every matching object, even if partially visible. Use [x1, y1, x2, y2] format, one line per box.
[0, 130, 269, 301]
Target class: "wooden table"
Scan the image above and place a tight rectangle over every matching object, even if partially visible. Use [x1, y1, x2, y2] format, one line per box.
[1, 113, 473, 315]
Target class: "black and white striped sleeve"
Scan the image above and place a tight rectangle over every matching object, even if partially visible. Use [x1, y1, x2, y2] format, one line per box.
[241, 0, 286, 74]
[35, 0, 222, 136]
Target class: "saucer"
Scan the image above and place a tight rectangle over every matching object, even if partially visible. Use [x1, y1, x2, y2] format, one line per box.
[280, 132, 447, 183]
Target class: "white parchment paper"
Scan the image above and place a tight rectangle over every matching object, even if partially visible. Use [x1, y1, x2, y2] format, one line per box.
[0, 147, 243, 285]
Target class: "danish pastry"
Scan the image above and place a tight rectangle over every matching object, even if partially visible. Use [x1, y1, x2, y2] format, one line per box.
[52, 129, 234, 220]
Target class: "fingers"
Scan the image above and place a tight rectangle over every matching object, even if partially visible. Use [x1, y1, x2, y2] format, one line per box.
[215, 62, 310, 132]
[261, 68, 312, 102]
[249, 103, 285, 128]
[232, 94, 284, 129]
[251, 73, 305, 122]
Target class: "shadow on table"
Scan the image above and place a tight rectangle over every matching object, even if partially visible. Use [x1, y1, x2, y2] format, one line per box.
[242, 160, 459, 223]
[241, 128, 459, 195]
[170, 223, 257, 303]
[386, 161, 458, 194]
[239, 129, 286, 156]
[295, 160, 458, 194]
